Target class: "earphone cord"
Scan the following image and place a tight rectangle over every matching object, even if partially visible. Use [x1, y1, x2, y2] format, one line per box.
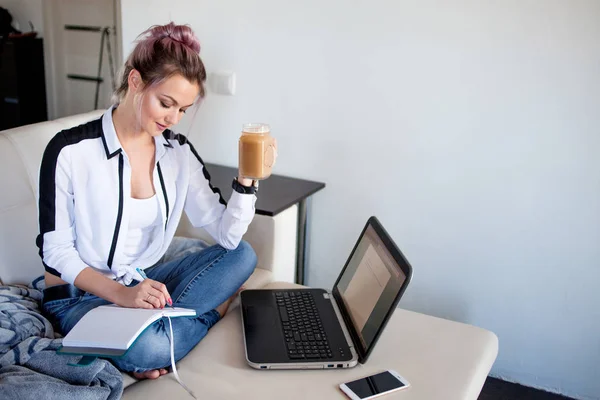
[167, 316, 197, 399]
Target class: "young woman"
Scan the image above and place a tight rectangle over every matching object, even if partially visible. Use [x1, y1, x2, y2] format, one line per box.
[37, 22, 270, 379]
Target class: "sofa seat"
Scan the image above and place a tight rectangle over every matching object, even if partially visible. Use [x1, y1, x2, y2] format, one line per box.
[122, 281, 498, 400]
[0, 110, 294, 396]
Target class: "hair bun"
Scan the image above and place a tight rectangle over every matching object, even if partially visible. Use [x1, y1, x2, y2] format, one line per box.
[115, 21, 207, 102]
[145, 22, 201, 53]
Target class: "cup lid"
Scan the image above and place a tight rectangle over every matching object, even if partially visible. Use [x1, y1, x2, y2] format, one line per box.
[243, 123, 270, 133]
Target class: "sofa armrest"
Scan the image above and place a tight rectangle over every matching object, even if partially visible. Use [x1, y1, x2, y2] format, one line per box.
[175, 204, 298, 283]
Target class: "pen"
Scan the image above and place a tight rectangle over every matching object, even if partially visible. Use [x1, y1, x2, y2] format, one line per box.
[136, 267, 174, 309]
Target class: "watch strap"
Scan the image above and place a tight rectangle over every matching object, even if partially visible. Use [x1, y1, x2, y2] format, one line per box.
[232, 178, 258, 195]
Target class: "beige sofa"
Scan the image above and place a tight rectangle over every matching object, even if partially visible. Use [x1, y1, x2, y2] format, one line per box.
[0, 110, 287, 389]
[0, 112, 499, 399]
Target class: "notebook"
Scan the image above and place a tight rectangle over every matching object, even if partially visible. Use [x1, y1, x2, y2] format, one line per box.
[58, 304, 196, 357]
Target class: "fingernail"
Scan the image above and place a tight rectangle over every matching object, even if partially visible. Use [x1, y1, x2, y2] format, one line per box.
[167, 298, 173, 306]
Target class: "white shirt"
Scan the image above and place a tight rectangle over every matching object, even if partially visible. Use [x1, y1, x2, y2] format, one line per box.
[37, 106, 256, 285]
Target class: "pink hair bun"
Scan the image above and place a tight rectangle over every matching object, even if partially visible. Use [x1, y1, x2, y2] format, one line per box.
[114, 21, 207, 101]
[144, 22, 201, 54]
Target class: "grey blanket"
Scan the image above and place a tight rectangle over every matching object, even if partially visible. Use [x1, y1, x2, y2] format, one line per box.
[0, 280, 123, 400]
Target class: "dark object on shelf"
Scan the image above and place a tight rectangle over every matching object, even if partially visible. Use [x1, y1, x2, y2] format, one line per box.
[0, 37, 48, 130]
[0, 7, 21, 38]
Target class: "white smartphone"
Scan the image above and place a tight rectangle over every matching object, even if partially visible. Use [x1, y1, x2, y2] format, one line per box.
[339, 370, 410, 400]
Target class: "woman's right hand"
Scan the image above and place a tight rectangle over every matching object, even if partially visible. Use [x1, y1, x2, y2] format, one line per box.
[117, 279, 172, 309]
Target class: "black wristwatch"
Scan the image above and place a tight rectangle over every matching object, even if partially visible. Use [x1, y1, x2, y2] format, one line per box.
[232, 177, 259, 195]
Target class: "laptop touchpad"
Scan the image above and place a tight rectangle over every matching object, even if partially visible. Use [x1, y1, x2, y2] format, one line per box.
[245, 305, 277, 327]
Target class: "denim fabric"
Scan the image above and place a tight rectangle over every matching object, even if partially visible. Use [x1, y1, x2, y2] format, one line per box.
[42, 238, 257, 373]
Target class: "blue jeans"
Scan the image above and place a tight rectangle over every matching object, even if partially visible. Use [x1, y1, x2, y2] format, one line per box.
[42, 238, 257, 373]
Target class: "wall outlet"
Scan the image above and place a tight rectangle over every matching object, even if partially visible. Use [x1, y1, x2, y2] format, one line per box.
[208, 71, 236, 95]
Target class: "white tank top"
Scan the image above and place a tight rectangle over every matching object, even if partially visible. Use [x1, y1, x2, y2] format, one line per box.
[122, 195, 161, 265]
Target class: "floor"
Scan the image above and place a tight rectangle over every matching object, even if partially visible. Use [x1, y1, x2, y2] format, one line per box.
[479, 378, 575, 400]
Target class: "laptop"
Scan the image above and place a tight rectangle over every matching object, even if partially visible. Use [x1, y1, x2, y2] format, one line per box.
[240, 216, 413, 370]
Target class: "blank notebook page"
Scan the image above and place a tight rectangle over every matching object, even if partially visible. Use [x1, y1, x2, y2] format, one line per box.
[63, 305, 196, 350]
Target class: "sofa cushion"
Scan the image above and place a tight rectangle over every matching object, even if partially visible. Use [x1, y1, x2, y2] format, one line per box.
[120, 281, 498, 400]
[0, 200, 40, 286]
[3, 111, 104, 195]
[0, 111, 104, 286]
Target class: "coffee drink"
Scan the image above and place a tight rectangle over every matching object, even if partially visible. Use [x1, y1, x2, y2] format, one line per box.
[239, 123, 275, 180]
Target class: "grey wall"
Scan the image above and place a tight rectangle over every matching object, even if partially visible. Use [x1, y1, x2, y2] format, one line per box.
[120, 1, 600, 398]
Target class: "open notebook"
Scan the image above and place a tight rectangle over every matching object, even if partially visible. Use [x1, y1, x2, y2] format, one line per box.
[58, 304, 196, 357]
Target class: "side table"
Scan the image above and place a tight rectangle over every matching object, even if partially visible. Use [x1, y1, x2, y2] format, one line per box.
[204, 163, 325, 285]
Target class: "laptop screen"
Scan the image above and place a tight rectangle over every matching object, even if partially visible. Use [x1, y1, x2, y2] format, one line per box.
[334, 223, 408, 351]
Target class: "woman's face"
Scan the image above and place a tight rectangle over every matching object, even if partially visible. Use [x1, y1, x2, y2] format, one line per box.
[137, 74, 200, 136]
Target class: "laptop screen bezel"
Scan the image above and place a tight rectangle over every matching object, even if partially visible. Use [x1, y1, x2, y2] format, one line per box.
[331, 216, 413, 364]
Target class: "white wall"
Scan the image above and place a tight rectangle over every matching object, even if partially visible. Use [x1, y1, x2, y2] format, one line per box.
[120, 1, 600, 398]
[0, 0, 44, 36]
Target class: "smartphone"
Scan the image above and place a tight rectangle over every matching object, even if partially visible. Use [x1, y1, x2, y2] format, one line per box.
[339, 370, 410, 400]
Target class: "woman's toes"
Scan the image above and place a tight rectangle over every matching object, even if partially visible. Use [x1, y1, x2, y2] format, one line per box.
[133, 369, 161, 380]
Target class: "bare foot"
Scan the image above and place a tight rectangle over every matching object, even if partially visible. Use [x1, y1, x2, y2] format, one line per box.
[215, 286, 245, 317]
[133, 368, 168, 380]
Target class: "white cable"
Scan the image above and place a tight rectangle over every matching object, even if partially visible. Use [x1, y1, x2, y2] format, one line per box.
[167, 316, 197, 399]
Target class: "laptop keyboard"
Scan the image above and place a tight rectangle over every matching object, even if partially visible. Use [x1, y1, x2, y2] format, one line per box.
[275, 291, 335, 360]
